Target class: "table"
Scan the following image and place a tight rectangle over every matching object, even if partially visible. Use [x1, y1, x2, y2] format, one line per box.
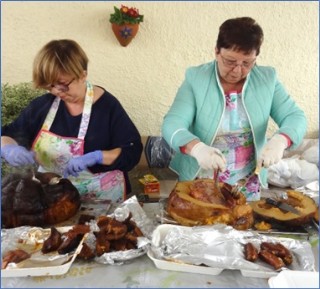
[1, 190, 319, 288]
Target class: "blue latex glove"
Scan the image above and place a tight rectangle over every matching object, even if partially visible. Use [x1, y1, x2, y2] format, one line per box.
[63, 150, 103, 178]
[1, 144, 35, 166]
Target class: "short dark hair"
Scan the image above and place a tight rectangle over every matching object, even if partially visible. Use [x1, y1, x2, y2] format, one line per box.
[216, 17, 264, 55]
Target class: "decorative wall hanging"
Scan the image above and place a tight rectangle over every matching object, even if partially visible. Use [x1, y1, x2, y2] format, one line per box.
[109, 5, 144, 47]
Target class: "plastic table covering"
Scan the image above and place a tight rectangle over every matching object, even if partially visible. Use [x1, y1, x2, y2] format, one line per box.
[1, 254, 272, 288]
[1, 196, 319, 288]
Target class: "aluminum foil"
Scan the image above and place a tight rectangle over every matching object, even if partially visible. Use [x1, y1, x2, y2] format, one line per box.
[86, 195, 155, 265]
[109, 195, 155, 240]
[151, 224, 315, 272]
[1, 226, 79, 269]
[1, 226, 50, 255]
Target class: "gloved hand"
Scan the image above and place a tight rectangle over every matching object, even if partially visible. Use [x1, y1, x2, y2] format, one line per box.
[190, 142, 227, 172]
[258, 134, 288, 168]
[63, 150, 103, 178]
[1, 144, 35, 166]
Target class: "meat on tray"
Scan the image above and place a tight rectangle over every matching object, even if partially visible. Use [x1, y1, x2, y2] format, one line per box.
[1, 249, 31, 269]
[78, 214, 144, 259]
[260, 242, 293, 265]
[243, 241, 293, 270]
[42, 227, 62, 253]
[57, 225, 90, 255]
[244, 242, 258, 262]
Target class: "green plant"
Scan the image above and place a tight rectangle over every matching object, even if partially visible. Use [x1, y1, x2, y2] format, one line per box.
[1, 82, 46, 177]
[109, 5, 144, 25]
[1, 82, 46, 126]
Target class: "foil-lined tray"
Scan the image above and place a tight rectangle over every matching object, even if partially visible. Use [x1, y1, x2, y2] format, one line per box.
[1, 196, 155, 276]
[156, 197, 316, 239]
[1, 226, 87, 277]
[148, 224, 316, 278]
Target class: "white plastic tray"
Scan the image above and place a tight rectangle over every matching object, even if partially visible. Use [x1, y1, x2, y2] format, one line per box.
[147, 250, 224, 276]
[2, 226, 86, 277]
[147, 224, 314, 279]
[268, 270, 319, 288]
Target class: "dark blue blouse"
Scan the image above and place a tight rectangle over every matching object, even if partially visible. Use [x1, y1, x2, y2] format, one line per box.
[1, 89, 143, 193]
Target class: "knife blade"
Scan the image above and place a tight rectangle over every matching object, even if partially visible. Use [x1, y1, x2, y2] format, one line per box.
[213, 169, 221, 195]
[265, 198, 301, 215]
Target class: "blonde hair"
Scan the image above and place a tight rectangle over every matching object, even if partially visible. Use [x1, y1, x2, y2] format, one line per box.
[33, 39, 88, 88]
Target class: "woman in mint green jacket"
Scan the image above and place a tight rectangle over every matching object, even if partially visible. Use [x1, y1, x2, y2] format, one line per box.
[161, 17, 306, 201]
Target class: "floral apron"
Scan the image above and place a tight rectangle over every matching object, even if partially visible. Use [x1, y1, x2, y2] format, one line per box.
[197, 91, 260, 201]
[32, 81, 125, 203]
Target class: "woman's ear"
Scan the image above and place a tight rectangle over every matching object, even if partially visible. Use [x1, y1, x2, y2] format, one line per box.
[81, 70, 87, 82]
[215, 47, 219, 57]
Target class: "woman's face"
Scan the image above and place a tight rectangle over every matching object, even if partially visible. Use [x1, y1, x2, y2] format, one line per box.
[215, 48, 257, 84]
[49, 72, 87, 103]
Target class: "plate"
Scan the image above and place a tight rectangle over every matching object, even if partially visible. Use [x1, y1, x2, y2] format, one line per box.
[147, 224, 315, 278]
[268, 270, 319, 288]
[1, 226, 87, 277]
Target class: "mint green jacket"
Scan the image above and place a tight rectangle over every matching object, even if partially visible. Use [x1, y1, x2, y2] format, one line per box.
[161, 61, 307, 187]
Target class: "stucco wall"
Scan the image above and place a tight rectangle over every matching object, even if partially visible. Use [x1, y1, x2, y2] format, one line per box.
[2, 1, 319, 138]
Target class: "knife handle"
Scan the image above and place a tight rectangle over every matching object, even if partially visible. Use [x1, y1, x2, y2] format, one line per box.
[265, 198, 280, 207]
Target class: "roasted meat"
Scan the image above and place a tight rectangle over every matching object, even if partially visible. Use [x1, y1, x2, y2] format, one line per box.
[167, 179, 254, 229]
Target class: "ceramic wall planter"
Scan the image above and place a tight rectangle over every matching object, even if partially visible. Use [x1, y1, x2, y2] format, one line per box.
[111, 23, 139, 47]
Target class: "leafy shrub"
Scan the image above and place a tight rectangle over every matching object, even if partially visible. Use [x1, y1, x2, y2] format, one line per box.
[1, 82, 45, 126]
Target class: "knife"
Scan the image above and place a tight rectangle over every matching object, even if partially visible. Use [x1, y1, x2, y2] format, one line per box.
[265, 198, 301, 215]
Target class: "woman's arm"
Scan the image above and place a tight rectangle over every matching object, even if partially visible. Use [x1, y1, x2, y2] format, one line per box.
[271, 77, 307, 149]
[101, 148, 121, 165]
[1, 136, 18, 147]
[87, 93, 143, 173]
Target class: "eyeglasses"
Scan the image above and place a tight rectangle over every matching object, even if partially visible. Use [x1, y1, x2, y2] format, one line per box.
[50, 78, 75, 92]
[220, 55, 256, 70]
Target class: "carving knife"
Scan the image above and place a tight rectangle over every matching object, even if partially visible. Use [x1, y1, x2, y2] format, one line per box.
[265, 198, 301, 215]
[213, 169, 221, 194]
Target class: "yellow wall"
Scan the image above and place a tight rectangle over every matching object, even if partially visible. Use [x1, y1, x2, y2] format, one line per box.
[2, 1, 319, 138]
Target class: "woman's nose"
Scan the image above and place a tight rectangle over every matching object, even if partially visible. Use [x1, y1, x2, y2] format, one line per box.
[232, 64, 242, 72]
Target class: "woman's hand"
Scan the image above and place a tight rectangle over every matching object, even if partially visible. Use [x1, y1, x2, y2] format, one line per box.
[190, 142, 227, 171]
[1, 144, 35, 166]
[258, 134, 288, 168]
[63, 150, 103, 177]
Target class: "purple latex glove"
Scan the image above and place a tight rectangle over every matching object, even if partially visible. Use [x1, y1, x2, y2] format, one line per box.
[63, 150, 103, 178]
[1, 144, 35, 166]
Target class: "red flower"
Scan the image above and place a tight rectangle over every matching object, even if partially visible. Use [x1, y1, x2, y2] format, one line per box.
[128, 8, 139, 18]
